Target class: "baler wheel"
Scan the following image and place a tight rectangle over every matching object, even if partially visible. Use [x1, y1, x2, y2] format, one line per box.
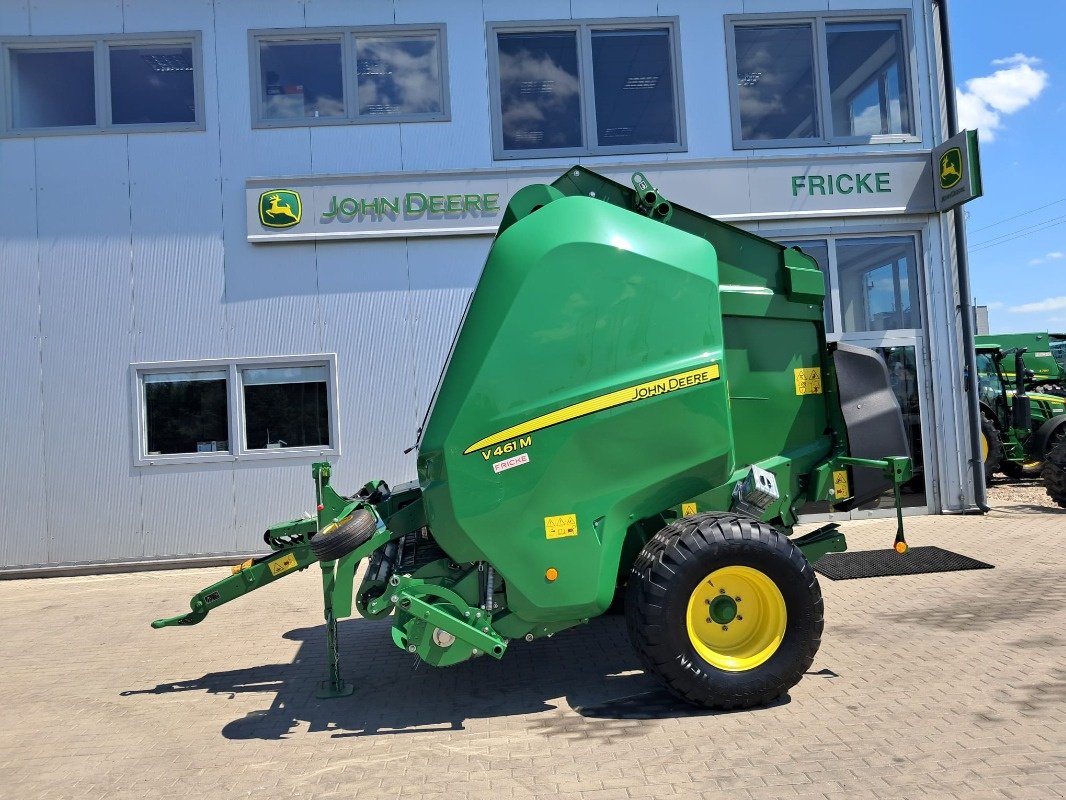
[625, 512, 822, 710]
[311, 509, 378, 562]
[980, 414, 1002, 485]
[1041, 440, 1066, 509]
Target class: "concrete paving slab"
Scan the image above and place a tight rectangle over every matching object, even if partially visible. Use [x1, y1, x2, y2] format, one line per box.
[0, 496, 1062, 799]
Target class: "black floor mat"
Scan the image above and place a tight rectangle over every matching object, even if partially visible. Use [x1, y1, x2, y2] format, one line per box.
[814, 545, 993, 580]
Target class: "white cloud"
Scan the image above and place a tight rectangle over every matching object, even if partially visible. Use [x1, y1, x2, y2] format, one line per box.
[1009, 296, 1066, 313]
[992, 54, 1042, 67]
[1028, 251, 1065, 265]
[956, 55, 1049, 141]
[984, 301, 1005, 310]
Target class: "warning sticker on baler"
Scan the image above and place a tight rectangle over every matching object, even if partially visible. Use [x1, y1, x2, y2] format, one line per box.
[833, 470, 850, 499]
[544, 514, 578, 539]
[794, 367, 823, 395]
[682, 502, 697, 516]
[268, 553, 299, 576]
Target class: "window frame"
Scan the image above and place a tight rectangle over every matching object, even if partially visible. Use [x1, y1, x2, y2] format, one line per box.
[248, 24, 450, 129]
[486, 17, 687, 160]
[725, 10, 920, 150]
[130, 354, 341, 467]
[0, 31, 205, 137]
[765, 229, 925, 338]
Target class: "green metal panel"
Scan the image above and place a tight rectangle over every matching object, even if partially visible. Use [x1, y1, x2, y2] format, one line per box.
[418, 195, 732, 623]
[976, 332, 1066, 380]
[417, 167, 839, 628]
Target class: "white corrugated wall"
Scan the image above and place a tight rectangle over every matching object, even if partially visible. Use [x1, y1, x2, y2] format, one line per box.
[0, 0, 944, 568]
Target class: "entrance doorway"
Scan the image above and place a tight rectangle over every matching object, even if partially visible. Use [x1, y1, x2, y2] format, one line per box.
[776, 233, 933, 520]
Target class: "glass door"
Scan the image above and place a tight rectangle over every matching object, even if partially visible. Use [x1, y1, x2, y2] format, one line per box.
[780, 234, 932, 520]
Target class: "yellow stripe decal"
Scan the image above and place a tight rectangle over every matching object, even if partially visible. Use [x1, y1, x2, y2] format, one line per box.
[463, 363, 720, 455]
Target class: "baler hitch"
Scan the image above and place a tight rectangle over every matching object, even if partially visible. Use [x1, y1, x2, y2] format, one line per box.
[152, 462, 401, 698]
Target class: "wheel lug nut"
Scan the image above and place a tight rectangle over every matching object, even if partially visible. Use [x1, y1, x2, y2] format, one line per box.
[735, 597, 741, 602]
[719, 588, 726, 594]
[737, 615, 743, 621]
[721, 625, 729, 631]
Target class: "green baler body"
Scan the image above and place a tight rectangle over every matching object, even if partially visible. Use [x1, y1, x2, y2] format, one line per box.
[417, 167, 834, 626]
[152, 167, 914, 694]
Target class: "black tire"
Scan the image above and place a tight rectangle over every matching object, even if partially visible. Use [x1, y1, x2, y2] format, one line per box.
[1041, 440, 1066, 509]
[310, 509, 377, 561]
[980, 414, 1003, 485]
[625, 512, 823, 710]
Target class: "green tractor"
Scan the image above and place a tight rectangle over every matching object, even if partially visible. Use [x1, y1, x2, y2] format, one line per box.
[976, 345, 1066, 486]
[975, 332, 1066, 396]
[153, 167, 915, 709]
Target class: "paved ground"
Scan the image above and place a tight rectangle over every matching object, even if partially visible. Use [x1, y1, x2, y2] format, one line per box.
[1, 496, 1063, 800]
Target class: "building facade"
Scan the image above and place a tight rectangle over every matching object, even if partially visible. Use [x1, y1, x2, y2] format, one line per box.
[0, 0, 977, 572]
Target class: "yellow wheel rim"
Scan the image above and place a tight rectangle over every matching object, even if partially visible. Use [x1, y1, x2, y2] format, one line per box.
[980, 432, 989, 461]
[686, 566, 786, 672]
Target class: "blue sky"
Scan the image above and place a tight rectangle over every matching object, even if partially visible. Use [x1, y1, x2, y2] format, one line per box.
[952, 1, 1066, 333]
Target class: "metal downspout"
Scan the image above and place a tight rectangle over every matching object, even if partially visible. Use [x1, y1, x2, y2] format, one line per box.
[935, 0, 989, 512]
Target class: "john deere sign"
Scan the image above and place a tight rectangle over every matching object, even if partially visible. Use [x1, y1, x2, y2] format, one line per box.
[322, 191, 500, 220]
[933, 130, 982, 211]
[246, 171, 512, 242]
[247, 155, 937, 242]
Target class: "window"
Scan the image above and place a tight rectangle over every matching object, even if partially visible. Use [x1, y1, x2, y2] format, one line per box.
[110, 44, 197, 125]
[489, 19, 684, 158]
[975, 352, 1004, 410]
[2, 33, 203, 135]
[836, 236, 919, 333]
[10, 48, 96, 128]
[728, 14, 916, 147]
[133, 356, 339, 466]
[241, 366, 331, 450]
[251, 25, 448, 127]
[772, 234, 921, 335]
[144, 371, 229, 456]
[733, 26, 817, 141]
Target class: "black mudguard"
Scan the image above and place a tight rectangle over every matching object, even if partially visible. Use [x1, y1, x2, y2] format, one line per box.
[831, 342, 911, 509]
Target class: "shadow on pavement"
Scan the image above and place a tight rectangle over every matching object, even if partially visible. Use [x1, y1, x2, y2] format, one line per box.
[122, 614, 815, 739]
[989, 502, 1064, 515]
[124, 615, 666, 739]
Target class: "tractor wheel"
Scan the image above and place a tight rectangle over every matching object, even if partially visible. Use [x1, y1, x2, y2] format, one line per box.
[625, 512, 822, 710]
[1000, 459, 1040, 480]
[310, 509, 377, 562]
[1042, 440, 1066, 509]
[980, 414, 1002, 485]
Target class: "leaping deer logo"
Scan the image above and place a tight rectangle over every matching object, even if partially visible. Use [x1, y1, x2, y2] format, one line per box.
[939, 148, 962, 189]
[266, 194, 298, 221]
[259, 190, 302, 228]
